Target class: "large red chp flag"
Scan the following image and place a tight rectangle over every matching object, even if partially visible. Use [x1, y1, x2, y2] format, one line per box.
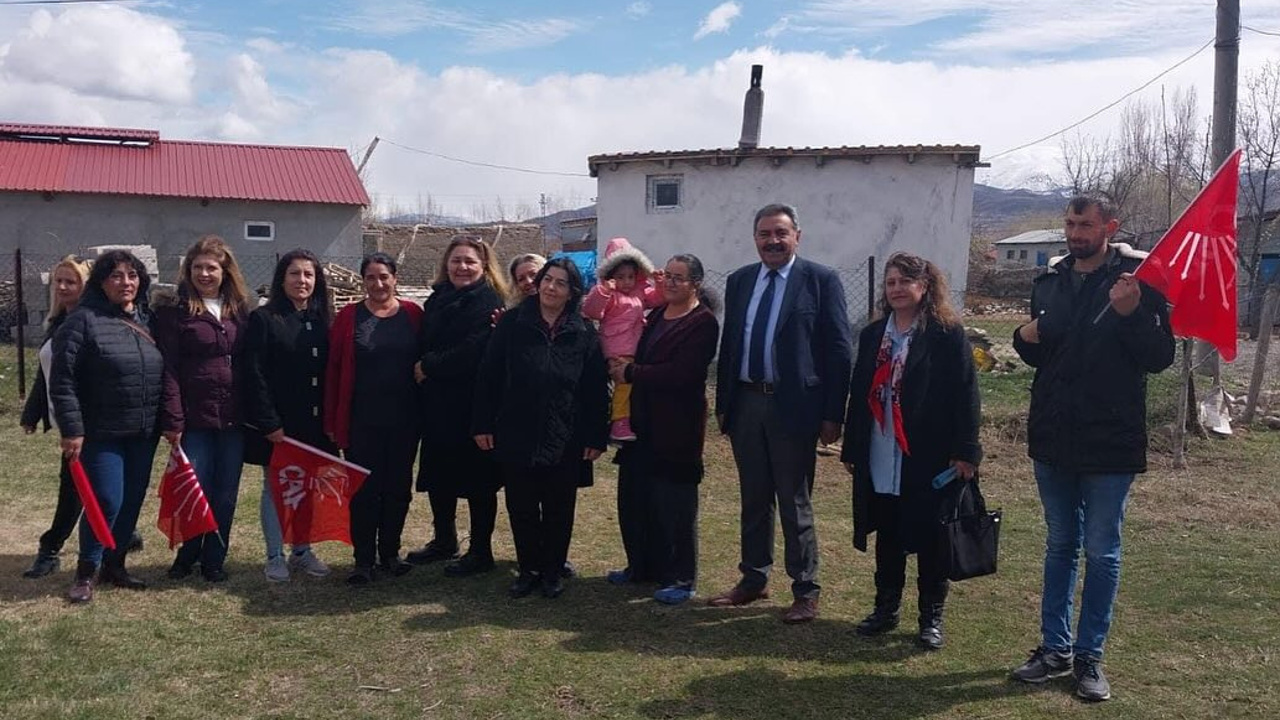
[268, 437, 370, 546]
[1134, 148, 1241, 362]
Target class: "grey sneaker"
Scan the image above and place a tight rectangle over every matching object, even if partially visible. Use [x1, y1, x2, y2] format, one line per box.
[1011, 646, 1074, 683]
[288, 550, 331, 578]
[264, 555, 290, 583]
[1073, 656, 1112, 702]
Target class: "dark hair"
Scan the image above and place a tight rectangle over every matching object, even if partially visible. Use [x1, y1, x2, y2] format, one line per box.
[753, 203, 800, 233]
[667, 253, 719, 313]
[534, 257, 585, 311]
[268, 248, 331, 325]
[1066, 192, 1117, 222]
[878, 252, 959, 329]
[85, 249, 151, 310]
[605, 258, 642, 280]
[360, 252, 398, 276]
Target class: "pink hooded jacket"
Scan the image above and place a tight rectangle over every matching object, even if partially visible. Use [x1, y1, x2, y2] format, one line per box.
[581, 237, 662, 358]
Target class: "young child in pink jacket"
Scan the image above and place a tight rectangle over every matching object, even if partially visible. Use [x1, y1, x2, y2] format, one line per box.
[582, 237, 663, 442]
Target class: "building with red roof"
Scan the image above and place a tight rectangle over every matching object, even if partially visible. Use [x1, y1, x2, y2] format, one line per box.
[0, 123, 369, 305]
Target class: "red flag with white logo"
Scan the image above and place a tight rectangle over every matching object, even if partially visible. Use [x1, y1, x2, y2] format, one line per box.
[267, 437, 369, 546]
[1133, 149, 1241, 362]
[156, 445, 220, 549]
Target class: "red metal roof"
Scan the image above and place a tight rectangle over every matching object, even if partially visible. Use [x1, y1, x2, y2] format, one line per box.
[0, 124, 369, 205]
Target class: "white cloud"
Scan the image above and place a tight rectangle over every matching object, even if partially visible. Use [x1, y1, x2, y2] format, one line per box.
[788, 1, 1280, 58]
[695, 2, 743, 40]
[2, 6, 195, 104]
[326, 0, 584, 52]
[627, 2, 653, 19]
[763, 16, 791, 40]
[213, 53, 297, 140]
[465, 18, 585, 53]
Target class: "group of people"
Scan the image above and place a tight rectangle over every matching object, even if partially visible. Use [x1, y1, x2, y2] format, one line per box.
[19, 196, 1173, 703]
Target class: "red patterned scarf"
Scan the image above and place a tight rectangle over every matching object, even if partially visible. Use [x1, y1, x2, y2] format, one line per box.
[867, 322, 912, 456]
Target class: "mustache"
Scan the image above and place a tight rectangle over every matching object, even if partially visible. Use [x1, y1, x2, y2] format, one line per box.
[763, 242, 787, 252]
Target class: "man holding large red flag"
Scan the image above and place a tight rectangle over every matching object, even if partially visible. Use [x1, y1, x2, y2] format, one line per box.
[1009, 193, 1176, 702]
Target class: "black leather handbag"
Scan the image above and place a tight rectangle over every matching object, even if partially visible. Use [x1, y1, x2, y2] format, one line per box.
[936, 477, 1001, 581]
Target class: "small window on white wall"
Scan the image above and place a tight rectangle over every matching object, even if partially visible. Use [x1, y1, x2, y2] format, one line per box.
[647, 175, 683, 213]
[245, 221, 275, 241]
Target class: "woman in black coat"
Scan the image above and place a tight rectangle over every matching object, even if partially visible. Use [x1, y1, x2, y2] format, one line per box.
[608, 254, 720, 605]
[841, 252, 982, 651]
[473, 258, 609, 600]
[50, 250, 165, 603]
[242, 249, 337, 583]
[405, 237, 508, 576]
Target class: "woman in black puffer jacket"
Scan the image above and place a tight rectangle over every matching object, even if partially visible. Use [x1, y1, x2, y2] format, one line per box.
[472, 257, 609, 600]
[50, 249, 165, 603]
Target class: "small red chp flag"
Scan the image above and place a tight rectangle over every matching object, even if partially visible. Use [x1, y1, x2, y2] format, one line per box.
[1134, 148, 1241, 362]
[156, 445, 220, 549]
[268, 437, 369, 546]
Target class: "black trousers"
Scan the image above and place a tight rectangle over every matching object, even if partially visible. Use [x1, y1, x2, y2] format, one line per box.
[653, 477, 699, 589]
[347, 423, 419, 569]
[428, 490, 497, 556]
[616, 459, 663, 582]
[870, 493, 949, 600]
[38, 456, 82, 554]
[503, 457, 579, 577]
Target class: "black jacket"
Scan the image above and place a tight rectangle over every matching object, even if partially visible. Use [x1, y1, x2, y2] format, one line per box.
[50, 289, 164, 440]
[1012, 244, 1176, 474]
[20, 315, 68, 433]
[472, 297, 610, 468]
[241, 302, 335, 466]
[842, 319, 982, 552]
[416, 280, 504, 495]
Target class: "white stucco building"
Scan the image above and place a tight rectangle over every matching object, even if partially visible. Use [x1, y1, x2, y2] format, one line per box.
[588, 145, 983, 318]
[994, 229, 1067, 267]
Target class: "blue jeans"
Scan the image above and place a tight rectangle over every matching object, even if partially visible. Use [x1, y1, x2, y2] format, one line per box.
[78, 436, 159, 566]
[175, 429, 244, 571]
[260, 466, 309, 560]
[1034, 461, 1134, 659]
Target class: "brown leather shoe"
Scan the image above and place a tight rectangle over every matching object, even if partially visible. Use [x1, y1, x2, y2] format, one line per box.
[67, 561, 97, 604]
[782, 597, 819, 624]
[706, 585, 770, 607]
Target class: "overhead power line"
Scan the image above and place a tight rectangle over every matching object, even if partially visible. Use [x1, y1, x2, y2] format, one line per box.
[0, 0, 136, 6]
[380, 138, 590, 178]
[1243, 25, 1280, 38]
[986, 37, 1215, 161]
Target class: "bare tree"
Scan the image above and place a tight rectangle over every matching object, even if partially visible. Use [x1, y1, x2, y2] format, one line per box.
[1239, 60, 1280, 422]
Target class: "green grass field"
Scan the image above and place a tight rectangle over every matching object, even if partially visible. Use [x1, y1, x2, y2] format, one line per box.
[0, 343, 1276, 719]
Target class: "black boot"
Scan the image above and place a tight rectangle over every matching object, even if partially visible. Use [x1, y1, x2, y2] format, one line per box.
[100, 552, 147, 590]
[125, 532, 144, 555]
[23, 549, 61, 579]
[917, 580, 948, 651]
[405, 538, 459, 565]
[67, 561, 97, 603]
[855, 587, 902, 637]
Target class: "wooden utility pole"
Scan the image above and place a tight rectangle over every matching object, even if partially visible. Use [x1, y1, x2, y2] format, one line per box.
[355, 137, 380, 176]
[1175, 0, 1241, 466]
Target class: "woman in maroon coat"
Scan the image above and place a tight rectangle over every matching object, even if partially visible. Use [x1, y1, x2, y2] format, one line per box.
[155, 235, 252, 583]
[608, 254, 720, 604]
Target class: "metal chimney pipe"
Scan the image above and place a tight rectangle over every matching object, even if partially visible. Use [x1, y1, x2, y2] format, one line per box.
[738, 64, 763, 150]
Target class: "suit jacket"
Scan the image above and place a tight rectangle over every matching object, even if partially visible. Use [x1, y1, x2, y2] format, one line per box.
[715, 256, 853, 438]
[841, 318, 982, 552]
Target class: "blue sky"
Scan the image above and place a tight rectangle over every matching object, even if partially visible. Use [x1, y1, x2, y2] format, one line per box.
[2, 1, 1280, 216]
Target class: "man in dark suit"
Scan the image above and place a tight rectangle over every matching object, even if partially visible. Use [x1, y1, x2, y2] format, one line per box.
[709, 203, 854, 623]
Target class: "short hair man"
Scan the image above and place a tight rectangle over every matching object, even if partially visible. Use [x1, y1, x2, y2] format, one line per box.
[709, 203, 853, 623]
[1010, 193, 1175, 701]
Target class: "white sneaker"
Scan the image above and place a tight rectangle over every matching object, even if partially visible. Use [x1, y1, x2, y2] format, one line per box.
[288, 550, 331, 578]
[264, 555, 290, 583]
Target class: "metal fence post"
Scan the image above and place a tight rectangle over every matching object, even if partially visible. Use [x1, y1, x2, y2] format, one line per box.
[866, 255, 876, 318]
[15, 248, 26, 402]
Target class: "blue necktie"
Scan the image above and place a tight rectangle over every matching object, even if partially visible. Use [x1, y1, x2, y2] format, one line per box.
[748, 270, 779, 382]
